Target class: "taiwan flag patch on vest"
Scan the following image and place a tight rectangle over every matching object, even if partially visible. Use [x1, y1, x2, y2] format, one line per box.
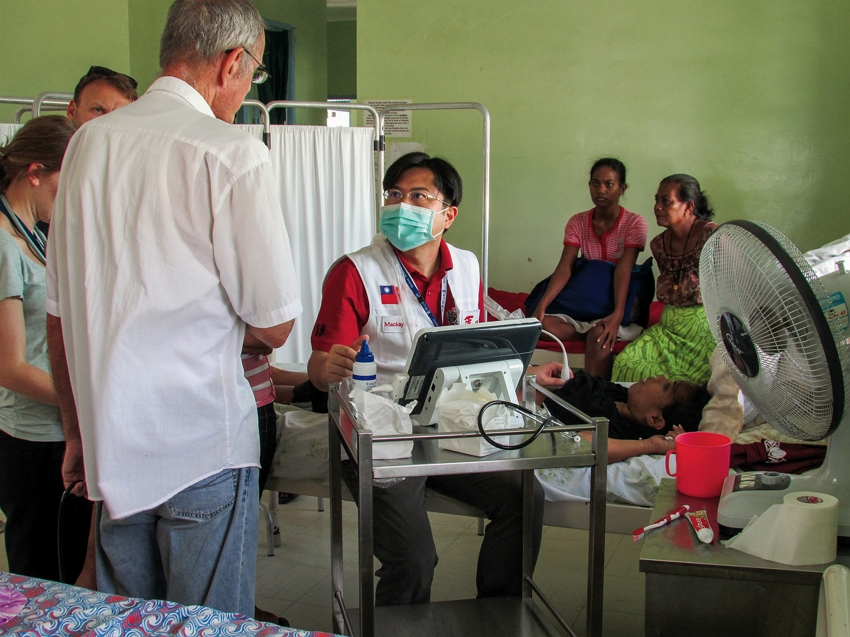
[380, 285, 398, 304]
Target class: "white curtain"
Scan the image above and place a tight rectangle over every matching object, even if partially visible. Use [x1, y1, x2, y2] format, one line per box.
[0, 124, 22, 146]
[236, 124, 263, 141]
[266, 125, 376, 364]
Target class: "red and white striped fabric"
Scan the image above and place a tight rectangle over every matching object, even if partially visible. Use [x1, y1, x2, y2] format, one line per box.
[563, 207, 647, 263]
[241, 354, 275, 408]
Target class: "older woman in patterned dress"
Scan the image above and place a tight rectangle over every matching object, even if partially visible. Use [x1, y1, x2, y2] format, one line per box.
[612, 174, 718, 384]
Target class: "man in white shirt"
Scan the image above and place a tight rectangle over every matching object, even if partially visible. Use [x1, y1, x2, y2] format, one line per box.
[45, 0, 301, 616]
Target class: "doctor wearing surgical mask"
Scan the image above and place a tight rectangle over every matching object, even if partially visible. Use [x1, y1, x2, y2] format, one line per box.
[308, 151, 544, 607]
[309, 152, 484, 388]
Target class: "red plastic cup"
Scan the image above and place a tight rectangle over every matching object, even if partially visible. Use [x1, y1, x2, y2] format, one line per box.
[665, 431, 732, 498]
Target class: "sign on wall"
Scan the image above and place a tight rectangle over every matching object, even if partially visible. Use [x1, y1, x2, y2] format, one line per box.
[365, 99, 412, 137]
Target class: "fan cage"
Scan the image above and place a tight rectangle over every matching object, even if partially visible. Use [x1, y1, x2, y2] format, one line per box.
[700, 221, 850, 441]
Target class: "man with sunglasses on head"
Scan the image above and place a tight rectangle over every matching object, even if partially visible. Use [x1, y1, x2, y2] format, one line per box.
[45, 0, 299, 616]
[309, 151, 544, 607]
[66, 66, 138, 126]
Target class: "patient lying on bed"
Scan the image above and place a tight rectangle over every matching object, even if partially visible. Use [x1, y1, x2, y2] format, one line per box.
[533, 362, 711, 462]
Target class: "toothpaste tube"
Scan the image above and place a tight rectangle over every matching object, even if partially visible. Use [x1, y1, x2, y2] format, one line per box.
[685, 510, 714, 544]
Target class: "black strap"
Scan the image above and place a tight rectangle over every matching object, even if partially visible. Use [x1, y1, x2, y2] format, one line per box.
[0, 195, 46, 263]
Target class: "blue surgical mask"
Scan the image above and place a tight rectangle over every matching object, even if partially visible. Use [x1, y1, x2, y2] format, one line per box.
[379, 203, 446, 251]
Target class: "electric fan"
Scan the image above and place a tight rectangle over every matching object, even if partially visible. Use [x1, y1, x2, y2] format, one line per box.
[699, 220, 850, 536]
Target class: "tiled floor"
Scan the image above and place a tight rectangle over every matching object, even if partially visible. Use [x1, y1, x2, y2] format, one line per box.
[255, 496, 646, 636]
[0, 498, 647, 636]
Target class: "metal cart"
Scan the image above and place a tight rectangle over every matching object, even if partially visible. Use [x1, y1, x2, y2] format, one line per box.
[328, 378, 609, 637]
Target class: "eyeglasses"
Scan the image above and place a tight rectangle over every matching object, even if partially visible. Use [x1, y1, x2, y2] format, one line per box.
[85, 66, 138, 90]
[238, 47, 271, 84]
[383, 189, 449, 206]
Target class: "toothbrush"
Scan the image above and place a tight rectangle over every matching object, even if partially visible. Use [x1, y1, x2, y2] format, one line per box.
[632, 504, 690, 541]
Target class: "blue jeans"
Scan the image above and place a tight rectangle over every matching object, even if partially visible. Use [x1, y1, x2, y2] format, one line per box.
[96, 467, 258, 616]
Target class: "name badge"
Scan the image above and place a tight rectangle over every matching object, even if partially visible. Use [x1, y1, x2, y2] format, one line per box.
[381, 315, 406, 332]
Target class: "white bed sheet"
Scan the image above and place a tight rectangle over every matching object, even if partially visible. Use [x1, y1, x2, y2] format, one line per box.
[536, 455, 669, 507]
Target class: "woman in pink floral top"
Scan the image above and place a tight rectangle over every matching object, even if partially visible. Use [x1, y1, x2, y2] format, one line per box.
[612, 175, 718, 384]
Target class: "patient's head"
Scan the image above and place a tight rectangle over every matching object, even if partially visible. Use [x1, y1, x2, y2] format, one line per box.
[68, 68, 138, 125]
[627, 375, 710, 432]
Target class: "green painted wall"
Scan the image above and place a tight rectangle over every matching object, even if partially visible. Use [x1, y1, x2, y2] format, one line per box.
[255, 0, 327, 125]
[127, 0, 171, 92]
[358, 1, 850, 293]
[0, 0, 130, 121]
[127, 0, 329, 125]
[327, 20, 356, 98]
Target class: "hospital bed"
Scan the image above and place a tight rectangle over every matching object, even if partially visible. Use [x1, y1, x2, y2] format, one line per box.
[261, 402, 656, 557]
[260, 340, 826, 555]
[261, 414, 826, 556]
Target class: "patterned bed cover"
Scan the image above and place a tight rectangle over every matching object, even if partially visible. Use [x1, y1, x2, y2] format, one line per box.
[0, 572, 337, 637]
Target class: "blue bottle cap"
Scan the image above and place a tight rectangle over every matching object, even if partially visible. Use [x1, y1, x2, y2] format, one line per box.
[356, 339, 374, 363]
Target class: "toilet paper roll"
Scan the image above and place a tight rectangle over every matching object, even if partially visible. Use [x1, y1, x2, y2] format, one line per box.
[724, 491, 838, 565]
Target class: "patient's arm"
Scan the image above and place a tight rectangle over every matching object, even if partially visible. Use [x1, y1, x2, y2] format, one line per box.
[270, 366, 310, 403]
[270, 367, 309, 387]
[579, 430, 675, 463]
[308, 335, 367, 391]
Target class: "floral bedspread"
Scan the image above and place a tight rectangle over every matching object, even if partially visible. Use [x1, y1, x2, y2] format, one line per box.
[0, 572, 336, 637]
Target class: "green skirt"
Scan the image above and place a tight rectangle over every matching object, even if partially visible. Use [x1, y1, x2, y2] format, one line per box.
[612, 305, 715, 384]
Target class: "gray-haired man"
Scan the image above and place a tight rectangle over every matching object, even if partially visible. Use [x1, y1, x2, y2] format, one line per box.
[45, 0, 300, 614]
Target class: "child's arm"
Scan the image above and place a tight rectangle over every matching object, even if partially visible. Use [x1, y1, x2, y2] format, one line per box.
[531, 244, 580, 322]
[579, 430, 675, 463]
[270, 366, 309, 387]
[593, 246, 640, 350]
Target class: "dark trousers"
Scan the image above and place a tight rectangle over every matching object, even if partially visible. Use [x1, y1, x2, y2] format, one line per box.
[257, 402, 277, 495]
[367, 470, 544, 606]
[0, 429, 90, 582]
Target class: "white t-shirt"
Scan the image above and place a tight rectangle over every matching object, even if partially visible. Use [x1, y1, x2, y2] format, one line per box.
[46, 76, 302, 519]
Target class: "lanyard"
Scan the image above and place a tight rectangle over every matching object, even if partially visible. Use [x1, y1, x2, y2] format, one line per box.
[393, 250, 447, 327]
[0, 194, 46, 264]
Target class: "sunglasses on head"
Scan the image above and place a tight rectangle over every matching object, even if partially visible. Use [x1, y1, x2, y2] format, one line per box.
[85, 66, 138, 90]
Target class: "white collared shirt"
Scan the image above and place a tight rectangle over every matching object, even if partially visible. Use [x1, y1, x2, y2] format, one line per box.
[46, 76, 302, 519]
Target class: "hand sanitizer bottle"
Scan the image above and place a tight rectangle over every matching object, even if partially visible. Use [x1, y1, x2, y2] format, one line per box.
[352, 340, 377, 391]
